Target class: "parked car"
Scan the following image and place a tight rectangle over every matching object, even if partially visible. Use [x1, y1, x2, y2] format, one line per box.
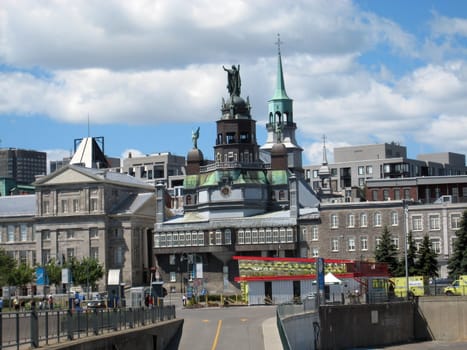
[86, 299, 106, 309]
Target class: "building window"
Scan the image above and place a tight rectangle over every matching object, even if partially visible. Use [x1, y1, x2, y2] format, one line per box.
[169, 255, 176, 265]
[431, 238, 441, 254]
[185, 232, 192, 246]
[209, 231, 215, 245]
[7, 225, 15, 242]
[166, 234, 173, 247]
[429, 215, 440, 230]
[450, 213, 461, 229]
[450, 236, 456, 254]
[19, 251, 27, 265]
[90, 247, 99, 260]
[312, 247, 319, 257]
[90, 227, 98, 238]
[372, 190, 378, 201]
[266, 229, 272, 243]
[376, 237, 383, 249]
[331, 238, 339, 252]
[43, 201, 50, 214]
[179, 232, 185, 246]
[300, 227, 308, 241]
[383, 189, 389, 201]
[245, 229, 251, 244]
[330, 214, 339, 228]
[67, 248, 75, 261]
[42, 249, 51, 265]
[91, 198, 98, 211]
[358, 166, 364, 175]
[358, 178, 365, 186]
[197, 231, 204, 246]
[404, 189, 411, 200]
[115, 246, 123, 266]
[67, 230, 75, 239]
[73, 199, 80, 212]
[287, 228, 293, 242]
[20, 224, 28, 242]
[312, 226, 319, 241]
[170, 272, 176, 282]
[392, 237, 400, 250]
[238, 229, 244, 244]
[348, 214, 355, 228]
[394, 189, 401, 200]
[279, 228, 286, 243]
[61, 199, 68, 213]
[252, 229, 258, 244]
[42, 230, 50, 240]
[391, 212, 399, 226]
[360, 236, 368, 251]
[348, 238, 356, 251]
[360, 213, 368, 227]
[173, 233, 179, 247]
[412, 215, 423, 231]
[273, 229, 279, 243]
[215, 230, 222, 245]
[312, 170, 318, 178]
[225, 229, 232, 245]
[366, 166, 373, 175]
[374, 212, 382, 227]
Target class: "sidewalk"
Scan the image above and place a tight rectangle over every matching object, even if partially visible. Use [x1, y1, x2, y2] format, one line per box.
[262, 317, 283, 350]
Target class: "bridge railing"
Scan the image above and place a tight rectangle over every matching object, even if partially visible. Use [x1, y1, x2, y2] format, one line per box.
[0, 305, 176, 349]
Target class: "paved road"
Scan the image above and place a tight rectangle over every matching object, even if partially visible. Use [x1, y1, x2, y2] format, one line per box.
[177, 305, 279, 350]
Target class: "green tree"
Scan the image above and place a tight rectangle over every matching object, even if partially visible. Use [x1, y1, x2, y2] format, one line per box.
[375, 226, 400, 276]
[416, 235, 439, 279]
[447, 210, 467, 279]
[69, 257, 104, 293]
[45, 258, 63, 293]
[8, 263, 35, 290]
[0, 248, 16, 286]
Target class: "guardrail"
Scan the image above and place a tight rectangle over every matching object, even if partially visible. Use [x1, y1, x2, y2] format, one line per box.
[0, 305, 176, 349]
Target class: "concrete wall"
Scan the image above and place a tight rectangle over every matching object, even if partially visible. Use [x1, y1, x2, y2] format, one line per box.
[318, 302, 415, 350]
[416, 296, 467, 341]
[282, 311, 319, 350]
[46, 319, 183, 350]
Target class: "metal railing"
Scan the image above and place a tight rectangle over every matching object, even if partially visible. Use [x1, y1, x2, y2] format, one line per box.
[0, 305, 176, 349]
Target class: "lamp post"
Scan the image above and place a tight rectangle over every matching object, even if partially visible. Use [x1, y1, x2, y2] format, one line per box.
[404, 200, 409, 299]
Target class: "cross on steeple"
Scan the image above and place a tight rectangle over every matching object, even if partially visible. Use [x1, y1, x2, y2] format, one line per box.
[275, 33, 283, 55]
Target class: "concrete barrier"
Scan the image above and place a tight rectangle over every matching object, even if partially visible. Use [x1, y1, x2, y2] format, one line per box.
[319, 302, 415, 350]
[44, 318, 184, 350]
[416, 296, 467, 341]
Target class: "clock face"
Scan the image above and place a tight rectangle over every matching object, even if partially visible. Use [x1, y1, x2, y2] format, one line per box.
[221, 186, 231, 197]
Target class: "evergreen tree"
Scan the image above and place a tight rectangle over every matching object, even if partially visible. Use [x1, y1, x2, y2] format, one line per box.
[375, 226, 400, 275]
[447, 210, 467, 279]
[416, 235, 439, 279]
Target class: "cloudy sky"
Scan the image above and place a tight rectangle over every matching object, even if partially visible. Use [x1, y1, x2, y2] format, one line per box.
[1, 0, 467, 168]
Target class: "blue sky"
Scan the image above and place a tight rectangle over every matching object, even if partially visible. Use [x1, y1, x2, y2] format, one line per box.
[1, 0, 467, 169]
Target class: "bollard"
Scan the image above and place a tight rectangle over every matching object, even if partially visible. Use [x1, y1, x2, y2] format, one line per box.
[67, 309, 74, 340]
[30, 309, 39, 348]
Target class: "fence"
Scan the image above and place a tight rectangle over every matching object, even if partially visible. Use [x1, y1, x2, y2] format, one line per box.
[0, 305, 176, 349]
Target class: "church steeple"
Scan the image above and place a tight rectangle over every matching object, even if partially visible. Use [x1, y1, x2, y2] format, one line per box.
[272, 35, 290, 101]
[260, 34, 303, 175]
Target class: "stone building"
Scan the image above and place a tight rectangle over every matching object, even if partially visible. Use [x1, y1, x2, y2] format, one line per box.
[153, 48, 320, 295]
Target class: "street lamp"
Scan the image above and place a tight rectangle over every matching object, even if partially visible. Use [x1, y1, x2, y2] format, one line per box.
[404, 200, 409, 299]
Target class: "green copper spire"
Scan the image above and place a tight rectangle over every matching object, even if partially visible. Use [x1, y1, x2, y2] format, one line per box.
[272, 34, 290, 100]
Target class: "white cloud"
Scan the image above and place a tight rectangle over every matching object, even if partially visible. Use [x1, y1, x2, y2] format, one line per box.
[1, 1, 467, 163]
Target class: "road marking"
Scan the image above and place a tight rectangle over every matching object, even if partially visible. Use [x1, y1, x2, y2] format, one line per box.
[202, 319, 210, 323]
[211, 319, 222, 350]
[240, 318, 248, 322]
